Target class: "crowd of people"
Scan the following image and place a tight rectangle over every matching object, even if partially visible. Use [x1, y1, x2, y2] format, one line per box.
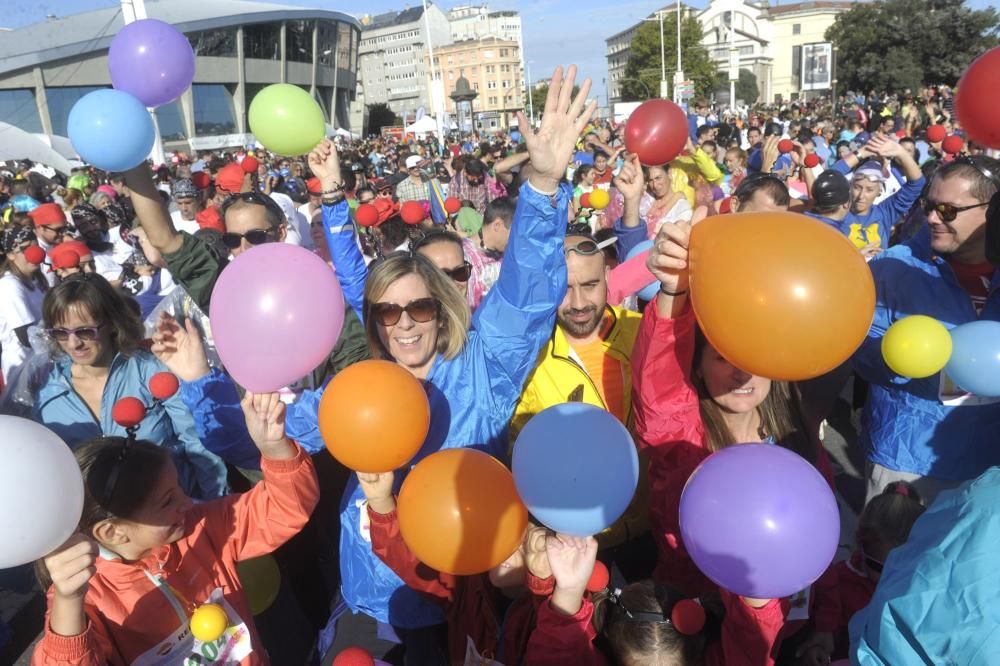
[0, 60, 998, 666]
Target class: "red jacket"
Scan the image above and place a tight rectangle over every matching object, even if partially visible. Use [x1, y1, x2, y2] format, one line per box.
[32, 446, 319, 666]
[524, 590, 788, 666]
[369, 506, 554, 665]
[630, 302, 835, 597]
[812, 552, 876, 659]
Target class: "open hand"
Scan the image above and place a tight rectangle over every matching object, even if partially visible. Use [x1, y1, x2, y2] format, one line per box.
[546, 533, 598, 594]
[151, 312, 210, 382]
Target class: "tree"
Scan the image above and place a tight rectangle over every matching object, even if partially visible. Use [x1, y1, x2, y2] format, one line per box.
[524, 83, 580, 120]
[714, 69, 759, 105]
[826, 0, 999, 93]
[622, 12, 717, 102]
[367, 102, 400, 135]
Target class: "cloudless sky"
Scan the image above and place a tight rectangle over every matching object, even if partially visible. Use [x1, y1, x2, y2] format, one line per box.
[5, 0, 997, 104]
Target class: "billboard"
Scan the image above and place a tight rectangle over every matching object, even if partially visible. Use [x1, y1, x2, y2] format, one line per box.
[801, 42, 832, 91]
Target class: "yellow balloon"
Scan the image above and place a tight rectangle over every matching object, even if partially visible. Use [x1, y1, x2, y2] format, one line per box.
[881, 315, 953, 378]
[237, 555, 281, 615]
[190, 603, 229, 643]
[589, 189, 610, 210]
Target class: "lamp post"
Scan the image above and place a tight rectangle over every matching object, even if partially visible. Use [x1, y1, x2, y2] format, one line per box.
[674, 0, 684, 105]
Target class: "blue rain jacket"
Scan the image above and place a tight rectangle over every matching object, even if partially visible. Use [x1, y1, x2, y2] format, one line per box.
[33, 350, 229, 498]
[849, 467, 1000, 664]
[829, 161, 925, 249]
[178, 368, 264, 470]
[852, 234, 1000, 481]
[285, 182, 570, 627]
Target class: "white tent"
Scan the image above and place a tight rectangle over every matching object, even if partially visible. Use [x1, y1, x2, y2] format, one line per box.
[404, 116, 438, 135]
[0, 122, 73, 175]
[33, 133, 78, 161]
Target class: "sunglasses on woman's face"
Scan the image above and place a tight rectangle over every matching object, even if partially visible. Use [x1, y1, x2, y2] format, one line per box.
[441, 261, 472, 283]
[920, 197, 989, 223]
[45, 324, 104, 342]
[221, 229, 274, 249]
[370, 297, 439, 327]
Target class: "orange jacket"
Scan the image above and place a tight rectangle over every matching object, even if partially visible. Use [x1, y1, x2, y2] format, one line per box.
[32, 445, 319, 666]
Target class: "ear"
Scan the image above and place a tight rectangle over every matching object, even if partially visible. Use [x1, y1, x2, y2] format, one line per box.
[729, 197, 741, 213]
[92, 519, 129, 548]
[276, 223, 288, 243]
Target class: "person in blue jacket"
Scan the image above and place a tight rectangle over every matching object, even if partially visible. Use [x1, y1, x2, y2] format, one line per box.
[286, 67, 595, 658]
[31, 274, 229, 499]
[852, 156, 1000, 503]
[828, 134, 925, 250]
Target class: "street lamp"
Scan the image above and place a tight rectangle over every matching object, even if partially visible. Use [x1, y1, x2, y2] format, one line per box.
[641, 2, 684, 102]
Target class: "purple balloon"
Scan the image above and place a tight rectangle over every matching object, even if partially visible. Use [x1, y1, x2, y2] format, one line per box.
[209, 244, 345, 392]
[679, 444, 839, 599]
[108, 19, 195, 108]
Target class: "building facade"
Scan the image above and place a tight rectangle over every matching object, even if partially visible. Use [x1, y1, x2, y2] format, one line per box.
[0, 0, 361, 153]
[428, 37, 523, 132]
[448, 4, 522, 45]
[606, 4, 695, 105]
[767, 2, 847, 102]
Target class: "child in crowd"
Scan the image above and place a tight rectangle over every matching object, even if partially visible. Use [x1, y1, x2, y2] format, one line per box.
[32, 391, 319, 665]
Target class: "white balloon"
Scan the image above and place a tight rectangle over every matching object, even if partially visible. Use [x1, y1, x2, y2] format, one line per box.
[0, 416, 84, 568]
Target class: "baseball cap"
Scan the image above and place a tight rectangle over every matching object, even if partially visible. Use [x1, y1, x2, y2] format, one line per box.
[405, 155, 422, 170]
[812, 170, 851, 208]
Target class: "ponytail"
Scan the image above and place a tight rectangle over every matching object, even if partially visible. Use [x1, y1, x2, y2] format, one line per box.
[857, 481, 925, 554]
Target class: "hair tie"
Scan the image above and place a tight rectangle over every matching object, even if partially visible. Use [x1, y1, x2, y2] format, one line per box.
[894, 484, 910, 498]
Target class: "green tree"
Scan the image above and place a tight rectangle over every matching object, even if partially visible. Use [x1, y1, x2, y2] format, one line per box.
[524, 83, 580, 120]
[714, 68, 759, 105]
[826, 0, 999, 93]
[366, 102, 400, 135]
[622, 12, 717, 101]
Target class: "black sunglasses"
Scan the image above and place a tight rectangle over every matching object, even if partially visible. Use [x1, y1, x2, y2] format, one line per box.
[920, 197, 989, 223]
[45, 324, 105, 342]
[441, 261, 472, 283]
[221, 229, 274, 249]
[369, 297, 439, 327]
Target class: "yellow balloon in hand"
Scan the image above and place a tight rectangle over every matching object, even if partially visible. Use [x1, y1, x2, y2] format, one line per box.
[190, 603, 229, 643]
[881, 315, 953, 378]
[589, 189, 610, 210]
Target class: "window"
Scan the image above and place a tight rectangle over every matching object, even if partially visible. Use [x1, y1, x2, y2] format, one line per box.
[792, 23, 801, 35]
[318, 21, 338, 66]
[188, 29, 236, 57]
[500, 48, 509, 57]
[448, 56, 453, 65]
[487, 81, 497, 89]
[792, 45, 802, 78]
[502, 80, 510, 88]
[46, 86, 108, 136]
[501, 64, 510, 73]
[337, 23, 353, 69]
[0, 89, 42, 133]
[485, 65, 495, 73]
[192, 84, 237, 135]
[286, 20, 313, 63]
[244, 22, 281, 60]
[489, 96, 497, 105]
[473, 82, 479, 91]
[155, 101, 186, 141]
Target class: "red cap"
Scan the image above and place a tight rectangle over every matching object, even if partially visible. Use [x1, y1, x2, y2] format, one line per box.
[241, 155, 259, 174]
[926, 124, 947, 143]
[942, 135, 964, 155]
[196, 206, 225, 233]
[149, 372, 180, 401]
[400, 200, 426, 225]
[23, 245, 46, 265]
[778, 139, 794, 154]
[306, 177, 323, 195]
[215, 163, 245, 194]
[191, 171, 212, 190]
[670, 599, 706, 636]
[355, 203, 379, 228]
[28, 203, 66, 227]
[332, 646, 374, 666]
[112, 397, 147, 429]
[586, 561, 609, 593]
[443, 197, 461, 215]
[803, 153, 820, 168]
[60, 240, 92, 260]
[48, 244, 81, 269]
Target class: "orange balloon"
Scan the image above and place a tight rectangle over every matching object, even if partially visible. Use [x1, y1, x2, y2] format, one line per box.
[397, 449, 528, 575]
[319, 360, 430, 472]
[689, 212, 875, 380]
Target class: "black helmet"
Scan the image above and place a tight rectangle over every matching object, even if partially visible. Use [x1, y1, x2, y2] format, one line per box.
[812, 170, 850, 209]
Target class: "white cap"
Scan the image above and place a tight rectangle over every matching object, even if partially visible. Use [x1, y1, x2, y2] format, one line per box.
[405, 155, 422, 169]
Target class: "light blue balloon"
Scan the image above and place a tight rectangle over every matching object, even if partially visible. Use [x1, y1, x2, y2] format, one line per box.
[945, 320, 1000, 397]
[512, 403, 639, 537]
[626, 239, 658, 301]
[68, 89, 155, 172]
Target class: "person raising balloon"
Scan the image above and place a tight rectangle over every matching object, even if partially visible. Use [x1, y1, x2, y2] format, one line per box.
[32, 390, 319, 665]
[285, 66, 595, 659]
[0, 226, 47, 385]
[630, 220, 835, 598]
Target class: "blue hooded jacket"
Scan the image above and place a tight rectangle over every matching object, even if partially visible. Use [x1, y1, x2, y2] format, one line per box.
[849, 468, 1000, 663]
[33, 350, 229, 498]
[284, 182, 570, 627]
[852, 233, 1000, 481]
[830, 161, 925, 248]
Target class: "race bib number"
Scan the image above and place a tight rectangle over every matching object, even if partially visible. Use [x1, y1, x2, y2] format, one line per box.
[938, 370, 1000, 407]
[464, 635, 504, 666]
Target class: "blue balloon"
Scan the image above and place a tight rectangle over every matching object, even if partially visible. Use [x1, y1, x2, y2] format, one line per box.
[512, 403, 638, 537]
[510, 130, 521, 143]
[625, 239, 658, 301]
[945, 321, 1000, 397]
[68, 89, 155, 172]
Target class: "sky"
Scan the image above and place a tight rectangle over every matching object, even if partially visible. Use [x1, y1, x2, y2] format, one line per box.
[4, 0, 997, 104]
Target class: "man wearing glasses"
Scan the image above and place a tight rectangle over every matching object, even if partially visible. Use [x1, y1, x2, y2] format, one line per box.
[853, 156, 1000, 504]
[28, 202, 68, 286]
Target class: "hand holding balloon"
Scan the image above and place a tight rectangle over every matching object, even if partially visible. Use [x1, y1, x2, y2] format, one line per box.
[357, 470, 396, 515]
[307, 138, 343, 193]
[43, 534, 98, 637]
[612, 154, 645, 202]
[546, 533, 599, 616]
[647, 221, 693, 298]
[240, 392, 295, 460]
[151, 312, 210, 382]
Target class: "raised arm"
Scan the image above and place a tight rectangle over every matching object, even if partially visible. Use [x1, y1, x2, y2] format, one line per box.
[124, 164, 182, 254]
[868, 135, 926, 223]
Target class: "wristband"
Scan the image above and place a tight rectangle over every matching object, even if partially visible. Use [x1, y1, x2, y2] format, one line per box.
[659, 286, 688, 297]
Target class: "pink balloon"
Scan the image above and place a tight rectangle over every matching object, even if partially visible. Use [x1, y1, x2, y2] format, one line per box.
[209, 244, 345, 391]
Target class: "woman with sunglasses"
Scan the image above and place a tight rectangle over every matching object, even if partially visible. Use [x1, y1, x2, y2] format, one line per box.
[30, 274, 229, 500]
[0, 226, 47, 384]
[284, 66, 596, 655]
[639, 164, 693, 238]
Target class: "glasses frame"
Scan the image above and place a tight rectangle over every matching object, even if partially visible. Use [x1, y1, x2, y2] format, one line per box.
[369, 297, 440, 327]
[45, 323, 106, 342]
[440, 261, 472, 283]
[920, 197, 989, 223]
[221, 229, 274, 249]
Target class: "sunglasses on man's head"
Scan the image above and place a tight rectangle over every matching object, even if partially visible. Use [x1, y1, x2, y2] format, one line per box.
[565, 236, 617, 257]
[45, 324, 105, 342]
[369, 297, 439, 327]
[920, 197, 989, 223]
[221, 229, 274, 249]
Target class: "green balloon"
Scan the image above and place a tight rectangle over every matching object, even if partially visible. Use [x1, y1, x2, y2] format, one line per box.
[248, 83, 325, 156]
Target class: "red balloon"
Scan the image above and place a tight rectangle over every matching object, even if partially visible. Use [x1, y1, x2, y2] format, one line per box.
[354, 203, 379, 228]
[241, 155, 259, 174]
[112, 397, 146, 429]
[23, 245, 45, 265]
[149, 372, 179, 401]
[803, 153, 820, 168]
[942, 135, 965, 155]
[332, 647, 374, 666]
[778, 139, 794, 154]
[443, 197, 461, 214]
[955, 46, 1000, 149]
[624, 99, 688, 166]
[926, 124, 947, 143]
[191, 171, 212, 190]
[400, 200, 425, 225]
[587, 560, 609, 592]
[580, 192, 591, 208]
